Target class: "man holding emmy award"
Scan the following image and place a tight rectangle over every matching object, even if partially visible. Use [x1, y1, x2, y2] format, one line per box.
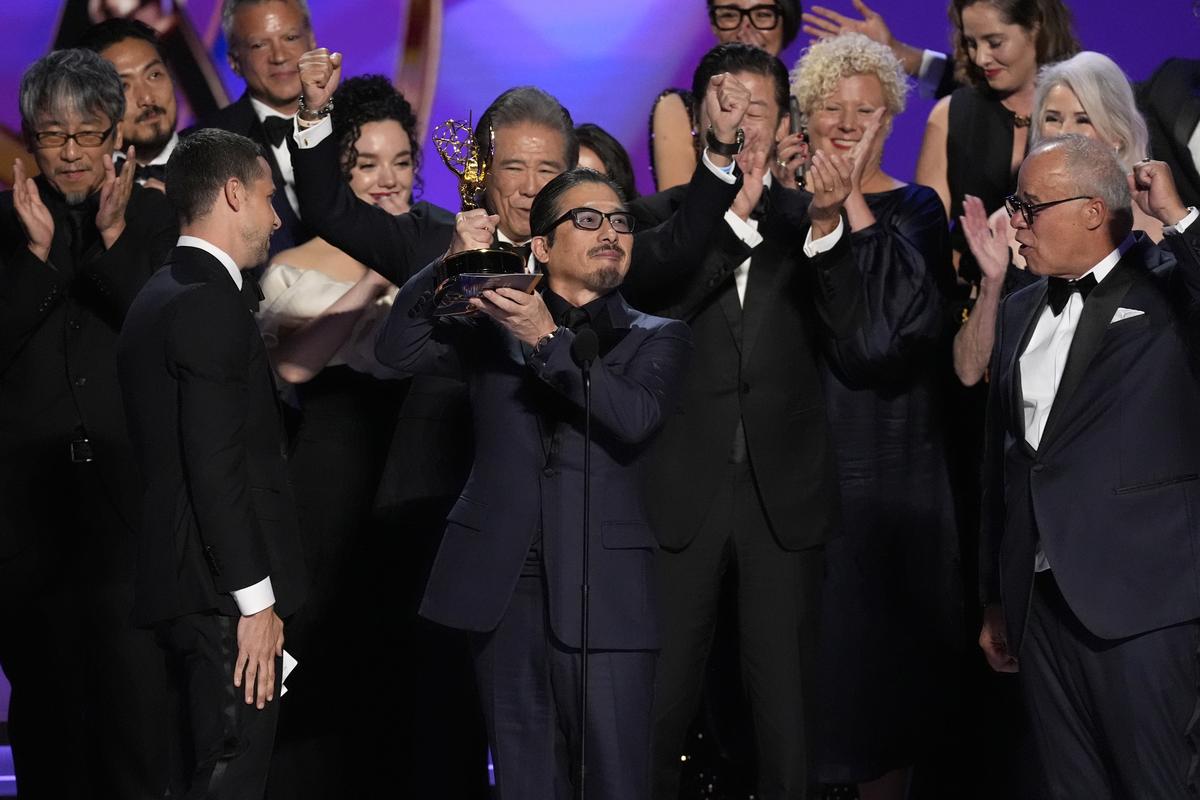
[375, 164, 689, 799]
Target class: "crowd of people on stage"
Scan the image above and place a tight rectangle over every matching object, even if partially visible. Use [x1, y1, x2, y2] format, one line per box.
[2, 0, 1199, 799]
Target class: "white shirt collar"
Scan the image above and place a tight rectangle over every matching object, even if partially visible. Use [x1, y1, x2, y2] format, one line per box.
[1080, 233, 1136, 286]
[177, 235, 243, 289]
[249, 95, 293, 123]
[145, 132, 179, 167]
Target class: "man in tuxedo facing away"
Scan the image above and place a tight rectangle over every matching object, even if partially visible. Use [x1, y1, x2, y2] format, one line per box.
[195, 0, 315, 256]
[1138, 57, 1200, 210]
[620, 43, 863, 800]
[375, 168, 691, 799]
[79, 18, 180, 191]
[979, 134, 1200, 799]
[0, 48, 177, 799]
[117, 128, 307, 799]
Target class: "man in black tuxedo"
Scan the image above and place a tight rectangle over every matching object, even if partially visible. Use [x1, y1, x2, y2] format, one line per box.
[979, 134, 1200, 798]
[622, 43, 864, 800]
[0, 48, 177, 800]
[374, 167, 689, 799]
[1138, 57, 1200, 209]
[193, 0, 315, 256]
[117, 128, 307, 799]
[79, 18, 180, 191]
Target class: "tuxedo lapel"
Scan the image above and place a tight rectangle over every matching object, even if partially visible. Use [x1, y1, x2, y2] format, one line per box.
[1171, 72, 1200, 180]
[1009, 282, 1048, 441]
[1038, 258, 1139, 452]
[740, 227, 787, 362]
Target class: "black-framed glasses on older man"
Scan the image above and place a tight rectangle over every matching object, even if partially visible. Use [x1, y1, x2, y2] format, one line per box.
[31, 125, 115, 149]
[540, 207, 636, 236]
[1004, 193, 1094, 226]
[709, 3, 782, 30]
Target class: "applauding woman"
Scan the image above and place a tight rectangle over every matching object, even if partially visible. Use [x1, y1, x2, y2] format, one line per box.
[791, 32, 960, 800]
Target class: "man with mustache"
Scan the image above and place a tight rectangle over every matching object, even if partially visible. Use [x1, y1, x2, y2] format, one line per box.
[0, 48, 177, 799]
[375, 167, 690, 799]
[79, 18, 179, 191]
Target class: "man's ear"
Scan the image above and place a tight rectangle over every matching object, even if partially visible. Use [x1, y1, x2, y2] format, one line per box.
[223, 177, 244, 212]
[1084, 198, 1107, 231]
[227, 49, 242, 77]
[531, 235, 551, 264]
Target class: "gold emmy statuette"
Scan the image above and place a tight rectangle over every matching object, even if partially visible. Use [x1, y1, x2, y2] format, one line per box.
[430, 115, 538, 316]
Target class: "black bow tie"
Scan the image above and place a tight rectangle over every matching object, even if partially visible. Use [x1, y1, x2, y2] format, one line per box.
[240, 272, 265, 311]
[1047, 273, 1097, 316]
[135, 162, 167, 184]
[261, 115, 292, 148]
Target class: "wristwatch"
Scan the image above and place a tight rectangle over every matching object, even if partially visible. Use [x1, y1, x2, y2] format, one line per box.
[532, 327, 562, 357]
[705, 125, 744, 157]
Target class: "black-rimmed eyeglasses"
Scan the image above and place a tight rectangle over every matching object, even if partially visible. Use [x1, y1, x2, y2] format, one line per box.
[31, 125, 115, 149]
[539, 207, 636, 236]
[1004, 194, 1094, 226]
[709, 3, 781, 31]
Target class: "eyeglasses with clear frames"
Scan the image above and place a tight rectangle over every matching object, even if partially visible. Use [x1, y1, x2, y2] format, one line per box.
[31, 125, 115, 149]
[709, 3, 781, 31]
[1004, 193, 1094, 226]
[540, 207, 636, 236]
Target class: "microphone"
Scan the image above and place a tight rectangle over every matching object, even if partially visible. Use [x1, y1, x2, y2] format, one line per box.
[570, 327, 599, 369]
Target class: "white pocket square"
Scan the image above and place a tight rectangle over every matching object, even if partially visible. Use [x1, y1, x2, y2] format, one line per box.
[1110, 307, 1145, 324]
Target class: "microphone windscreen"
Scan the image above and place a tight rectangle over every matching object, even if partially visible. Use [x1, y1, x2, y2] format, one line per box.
[570, 327, 600, 367]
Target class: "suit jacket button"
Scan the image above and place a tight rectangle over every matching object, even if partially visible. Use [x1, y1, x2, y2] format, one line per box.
[74, 376, 87, 387]
[69, 319, 81, 330]
[1032, 463, 1044, 473]
[543, 467, 555, 477]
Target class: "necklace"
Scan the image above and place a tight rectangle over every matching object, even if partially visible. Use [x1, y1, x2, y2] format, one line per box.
[1012, 112, 1032, 128]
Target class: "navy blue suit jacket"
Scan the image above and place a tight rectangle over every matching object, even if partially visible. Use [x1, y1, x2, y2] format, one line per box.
[981, 227, 1200, 653]
[376, 262, 691, 650]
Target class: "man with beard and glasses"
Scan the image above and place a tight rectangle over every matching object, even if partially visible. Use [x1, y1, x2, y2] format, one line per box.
[0, 48, 177, 799]
[375, 167, 690, 799]
[79, 18, 180, 192]
[117, 128, 307, 799]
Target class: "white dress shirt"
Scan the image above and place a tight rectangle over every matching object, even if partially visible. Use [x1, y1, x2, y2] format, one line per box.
[250, 96, 300, 216]
[174, 235, 275, 615]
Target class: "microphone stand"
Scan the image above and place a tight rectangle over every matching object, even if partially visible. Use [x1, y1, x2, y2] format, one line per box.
[570, 328, 599, 800]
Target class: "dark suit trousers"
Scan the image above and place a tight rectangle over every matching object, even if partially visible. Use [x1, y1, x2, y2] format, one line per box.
[157, 613, 281, 800]
[652, 460, 824, 800]
[470, 572, 656, 800]
[0, 460, 168, 800]
[1021, 571, 1200, 800]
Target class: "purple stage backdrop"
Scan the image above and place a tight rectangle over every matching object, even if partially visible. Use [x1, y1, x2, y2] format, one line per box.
[0, 0, 1195, 724]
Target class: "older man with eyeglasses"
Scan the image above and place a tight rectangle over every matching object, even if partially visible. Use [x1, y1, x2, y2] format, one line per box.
[979, 134, 1200, 799]
[0, 48, 178, 799]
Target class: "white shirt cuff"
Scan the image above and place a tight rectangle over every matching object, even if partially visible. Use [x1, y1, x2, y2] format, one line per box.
[916, 50, 949, 100]
[803, 217, 845, 257]
[231, 576, 275, 616]
[702, 149, 738, 184]
[724, 209, 763, 248]
[1165, 206, 1199, 234]
[294, 115, 332, 149]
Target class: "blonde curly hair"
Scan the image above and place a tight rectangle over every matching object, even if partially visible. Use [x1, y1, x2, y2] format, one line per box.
[789, 33, 909, 120]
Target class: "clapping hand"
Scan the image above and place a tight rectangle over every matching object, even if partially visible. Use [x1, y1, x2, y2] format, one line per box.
[960, 194, 1010, 284]
[730, 139, 770, 221]
[298, 48, 343, 117]
[96, 146, 137, 249]
[807, 150, 853, 238]
[12, 158, 53, 262]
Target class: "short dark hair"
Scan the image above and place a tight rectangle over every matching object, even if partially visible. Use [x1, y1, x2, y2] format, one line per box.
[575, 123, 639, 201]
[222, 0, 312, 44]
[76, 18, 165, 61]
[706, 0, 802, 48]
[331, 75, 423, 199]
[950, 0, 1079, 89]
[19, 49, 125, 143]
[166, 128, 267, 224]
[690, 42, 790, 122]
[475, 86, 579, 170]
[530, 167, 624, 250]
